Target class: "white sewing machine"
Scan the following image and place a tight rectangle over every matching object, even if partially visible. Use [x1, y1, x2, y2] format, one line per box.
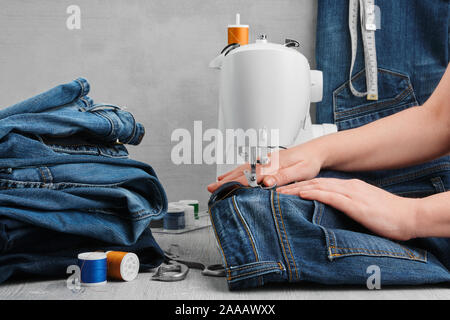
[210, 34, 336, 183]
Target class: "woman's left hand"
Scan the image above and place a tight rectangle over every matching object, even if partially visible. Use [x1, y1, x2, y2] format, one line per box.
[277, 178, 418, 241]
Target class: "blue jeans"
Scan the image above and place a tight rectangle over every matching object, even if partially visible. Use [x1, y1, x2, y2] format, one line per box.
[209, 1, 450, 289]
[208, 181, 450, 290]
[0, 78, 167, 283]
[0, 218, 164, 284]
[315, 0, 450, 191]
[0, 78, 144, 145]
[316, 0, 449, 125]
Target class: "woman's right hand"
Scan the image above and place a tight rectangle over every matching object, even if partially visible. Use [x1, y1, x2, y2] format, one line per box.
[207, 140, 326, 193]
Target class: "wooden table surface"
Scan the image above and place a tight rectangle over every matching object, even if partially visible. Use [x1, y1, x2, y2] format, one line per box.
[0, 222, 449, 300]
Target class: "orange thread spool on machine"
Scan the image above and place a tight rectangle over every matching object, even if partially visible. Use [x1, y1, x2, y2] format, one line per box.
[228, 13, 249, 45]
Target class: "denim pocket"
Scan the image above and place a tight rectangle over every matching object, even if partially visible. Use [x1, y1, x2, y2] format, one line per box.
[312, 201, 427, 262]
[333, 68, 419, 130]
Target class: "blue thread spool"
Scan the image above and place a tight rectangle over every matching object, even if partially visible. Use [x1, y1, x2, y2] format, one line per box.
[77, 252, 107, 286]
[163, 204, 185, 230]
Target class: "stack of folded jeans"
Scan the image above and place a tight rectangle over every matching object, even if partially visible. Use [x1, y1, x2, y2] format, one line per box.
[0, 78, 167, 283]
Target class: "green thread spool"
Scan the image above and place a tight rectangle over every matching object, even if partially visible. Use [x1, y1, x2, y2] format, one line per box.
[179, 200, 199, 220]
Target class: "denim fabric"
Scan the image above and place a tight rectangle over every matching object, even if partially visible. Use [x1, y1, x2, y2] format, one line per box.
[0, 78, 167, 283]
[0, 218, 164, 284]
[315, 0, 450, 192]
[315, 0, 449, 125]
[0, 156, 167, 245]
[208, 181, 450, 290]
[208, 2, 450, 290]
[0, 78, 144, 145]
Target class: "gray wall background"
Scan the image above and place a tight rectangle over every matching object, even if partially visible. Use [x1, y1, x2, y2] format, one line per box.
[0, 0, 317, 207]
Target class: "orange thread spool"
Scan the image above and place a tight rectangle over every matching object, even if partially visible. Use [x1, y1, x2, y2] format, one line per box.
[106, 251, 140, 282]
[228, 27, 249, 45]
[228, 13, 249, 45]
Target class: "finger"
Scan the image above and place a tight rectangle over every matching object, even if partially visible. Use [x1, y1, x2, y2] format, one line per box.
[218, 165, 250, 183]
[217, 164, 248, 181]
[207, 174, 251, 193]
[298, 190, 355, 214]
[277, 180, 310, 193]
[217, 148, 287, 182]
[209, 162, 275, 192]
[262, 161, 312, 187]
[209, 165, 249, 192]
[279, 178, 357, 196]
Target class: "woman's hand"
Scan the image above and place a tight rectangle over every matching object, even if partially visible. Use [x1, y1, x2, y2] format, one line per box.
[207, 142, 326, 193]
[277, 178, 418, 241]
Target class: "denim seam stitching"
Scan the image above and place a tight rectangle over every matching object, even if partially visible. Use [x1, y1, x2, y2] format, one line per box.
[48, 146, 128, 158]
[97, 110, 117, 140]
[207, 206, 230, 277]
[229, 261, 284, 283]
[277, 192, 299, 280]
[0, 179, 124, 189]
[336, 102, 417, 126]
[228, 266, 282, 281]
[79, 97, 91, 109]
[336, 85, 411, 117]
[49, 143, 100, 148]
[232, 195, 265, 286]
[92, 111, 115, 140]
[229, 261, 282, 271]
[314, 203, 335, 260]
[43, 166, 53, 183]
[330, 252, 421, 260]
[75, 78, 86, 99]
[270, 190, 293, 281]
[83, 208, 160, 221]
[330, 246, 411, 257]
[209, 186, 251, 211]
[0, 178, 159, 192]
[87, 208, 146, 214]
[37, 167, 47, 184]
[87, 104, 121, 112]
[329, 248, 427, 262]
[430, 176, 446, 193]
[327, 227, 416, 260]
[395, 190, 440, 196]
[232, 196, 259, 261]
[313, 200, 325, 225]
[334, 68, 409, 96]
[332, 68, 416, 123]
[50, 147, 99, 155]
[327, 236, 426, 262]
[123, 112, 138, 145]
[372, 163, 450, 187]
[398, 244, 417, 259]
[335, 85, 413, 120]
